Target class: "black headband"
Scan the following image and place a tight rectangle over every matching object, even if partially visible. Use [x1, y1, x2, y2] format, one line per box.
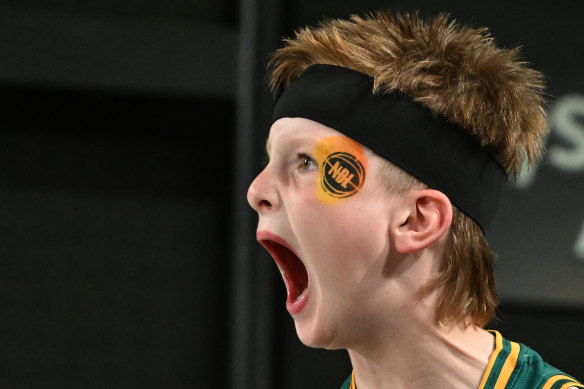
[272, 64, 507, 233]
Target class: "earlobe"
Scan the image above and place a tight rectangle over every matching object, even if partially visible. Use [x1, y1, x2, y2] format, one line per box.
[393, 190, 453, 254]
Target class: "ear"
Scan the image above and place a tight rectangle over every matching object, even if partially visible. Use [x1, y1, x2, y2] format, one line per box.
[393, 190, 453, 254]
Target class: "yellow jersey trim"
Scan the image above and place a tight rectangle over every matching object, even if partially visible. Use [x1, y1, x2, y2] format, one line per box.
[479, 330, 504, 389]
[543, 375, 582, 389]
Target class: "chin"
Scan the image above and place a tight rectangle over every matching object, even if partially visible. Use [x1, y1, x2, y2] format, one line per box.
[294, 318, 343, 350]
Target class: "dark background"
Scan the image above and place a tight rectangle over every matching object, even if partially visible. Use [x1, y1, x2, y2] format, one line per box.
[0, 1, 582, 388]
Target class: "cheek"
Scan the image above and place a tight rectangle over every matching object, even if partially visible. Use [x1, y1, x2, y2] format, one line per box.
[300, 204, 389, 277]
[286, 173, 390, 280]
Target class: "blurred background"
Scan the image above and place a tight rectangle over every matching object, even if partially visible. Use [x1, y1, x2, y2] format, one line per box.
[0, 0, 582, 388]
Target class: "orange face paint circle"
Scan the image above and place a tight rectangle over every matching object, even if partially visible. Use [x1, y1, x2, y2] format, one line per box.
[313, 136, 367, 205]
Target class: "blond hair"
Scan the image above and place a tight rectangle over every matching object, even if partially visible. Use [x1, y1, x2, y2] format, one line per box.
[268, 10, 548, 326]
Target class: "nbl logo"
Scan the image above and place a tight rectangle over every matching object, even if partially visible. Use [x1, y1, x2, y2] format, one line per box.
[321, 152, 366, 198]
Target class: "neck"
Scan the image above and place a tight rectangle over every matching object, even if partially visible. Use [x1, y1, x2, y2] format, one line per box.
[347, 314, 494, 389]
[343, 238, 494, 388]
[346, 247, 494, 389]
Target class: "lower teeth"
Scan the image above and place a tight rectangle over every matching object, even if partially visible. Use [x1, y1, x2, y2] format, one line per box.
[295, 288, 308, 302]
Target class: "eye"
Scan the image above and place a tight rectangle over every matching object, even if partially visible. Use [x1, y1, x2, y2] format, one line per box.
[298, 153, 317, 172]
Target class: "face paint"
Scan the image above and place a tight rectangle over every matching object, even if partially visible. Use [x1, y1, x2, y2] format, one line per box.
[313, 136, 367, 205]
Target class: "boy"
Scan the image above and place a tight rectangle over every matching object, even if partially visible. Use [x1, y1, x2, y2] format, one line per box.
[247, 10, 583, 389]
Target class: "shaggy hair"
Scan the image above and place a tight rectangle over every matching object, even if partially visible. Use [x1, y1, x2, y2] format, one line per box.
[267, 10, 548, 326]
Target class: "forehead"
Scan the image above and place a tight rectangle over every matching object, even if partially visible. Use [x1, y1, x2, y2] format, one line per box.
[266, 118, 376, 162]
[266, 118, 343, 152]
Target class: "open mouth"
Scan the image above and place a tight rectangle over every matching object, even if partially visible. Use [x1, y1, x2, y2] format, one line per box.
[259, 236, 309, 305]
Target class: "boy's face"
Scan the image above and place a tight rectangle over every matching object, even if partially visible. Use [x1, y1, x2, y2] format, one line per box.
[247, 118, 405, 349]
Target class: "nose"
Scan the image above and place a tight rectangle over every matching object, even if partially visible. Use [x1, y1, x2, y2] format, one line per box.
[247, 166, 278, 213]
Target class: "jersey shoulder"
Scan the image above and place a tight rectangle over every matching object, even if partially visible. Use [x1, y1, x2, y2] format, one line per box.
[480, 331, 583, 389]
